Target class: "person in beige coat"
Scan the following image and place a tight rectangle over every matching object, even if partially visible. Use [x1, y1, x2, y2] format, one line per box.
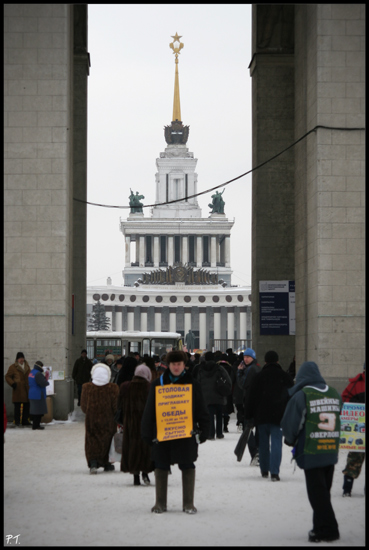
[5, 352, 32, 427]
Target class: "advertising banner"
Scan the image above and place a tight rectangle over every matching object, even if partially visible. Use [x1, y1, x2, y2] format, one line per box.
[155, 384, 193, 442]
[339, 403, 365, 452]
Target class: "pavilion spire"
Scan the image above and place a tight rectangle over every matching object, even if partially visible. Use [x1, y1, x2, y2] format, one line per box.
[169, 32, 184, 122]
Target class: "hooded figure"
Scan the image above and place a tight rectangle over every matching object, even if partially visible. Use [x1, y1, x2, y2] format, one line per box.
[118, 364, 154, 485]
[281, 361, 341, 543]
[81, 363, 119, 474]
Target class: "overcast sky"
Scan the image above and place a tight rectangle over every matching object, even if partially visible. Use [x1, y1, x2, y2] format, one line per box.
[87, 4, 252, 288]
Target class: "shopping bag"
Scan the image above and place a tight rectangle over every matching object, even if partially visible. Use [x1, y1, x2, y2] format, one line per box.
[109, 429, 122, 463]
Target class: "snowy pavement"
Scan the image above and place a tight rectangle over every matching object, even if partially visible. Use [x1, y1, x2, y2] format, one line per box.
[4, 404, 365, 547]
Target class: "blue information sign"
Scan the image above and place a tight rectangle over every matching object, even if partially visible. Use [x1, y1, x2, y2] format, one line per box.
[259, 281, 295, 336]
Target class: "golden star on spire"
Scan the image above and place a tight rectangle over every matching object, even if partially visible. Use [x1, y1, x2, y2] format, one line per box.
[171, 32, 182, 42]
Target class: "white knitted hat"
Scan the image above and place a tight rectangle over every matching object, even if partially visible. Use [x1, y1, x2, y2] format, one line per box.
[91, 363, 111, 386]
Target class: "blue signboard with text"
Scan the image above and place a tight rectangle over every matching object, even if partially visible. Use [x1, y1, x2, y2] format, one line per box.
[259, 281, 295, 336]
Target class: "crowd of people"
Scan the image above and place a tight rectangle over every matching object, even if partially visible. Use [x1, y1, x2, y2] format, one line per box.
[4, 345, 365, 543]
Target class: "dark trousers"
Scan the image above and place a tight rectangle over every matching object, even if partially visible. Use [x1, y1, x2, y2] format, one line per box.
[235, 404, 244, 427]
[14, 402, 30, 425]
[304, 465, 339, 538]
[32, 414, 43, 429]
[208, 404, 224, 438]
[77, 384, 83, 404]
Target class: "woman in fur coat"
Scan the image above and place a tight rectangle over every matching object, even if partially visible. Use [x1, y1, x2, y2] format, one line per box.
[118, 364, 154, 485]
[81, 363, 119, 474]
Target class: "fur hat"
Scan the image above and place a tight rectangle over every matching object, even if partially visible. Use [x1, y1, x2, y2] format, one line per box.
[16, 352, 25, 360]
[105, 354, 114, 362]
[134, 364, 152, 383]
[243, 348, 256, 360]
[264, 350, 279, 364]
[91, 363, 111, 386]
[166, 350, 188, 364]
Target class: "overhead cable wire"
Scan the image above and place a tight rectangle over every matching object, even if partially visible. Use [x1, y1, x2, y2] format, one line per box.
[74, 124, 364, 210]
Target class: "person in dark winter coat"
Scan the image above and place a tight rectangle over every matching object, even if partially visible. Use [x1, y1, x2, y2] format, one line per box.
[81, 363, 119, 474]
[5, 352, 32, 427]
[141, 350, 210, 514]
[197, 352, 232, 440]
[118, 364, 154, 486]
[244, 351, 293, 480]
[232, 353, 245, 431]
[217, 355, 234, 433]
[281, 361, 341, 543]
[72, 350, 93, 406]
[341, 362, 365, 497]
[237, 348, 261, 462]
[116, 356, 138, 386]
[28, 361, 50, 430]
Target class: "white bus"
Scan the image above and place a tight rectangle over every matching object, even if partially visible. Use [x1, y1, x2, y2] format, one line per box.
[86, 331, 183, 361]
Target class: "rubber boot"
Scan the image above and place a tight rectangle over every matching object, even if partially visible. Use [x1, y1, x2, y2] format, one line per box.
[151, 469, 168, 513]
[182, 468, 197, 514]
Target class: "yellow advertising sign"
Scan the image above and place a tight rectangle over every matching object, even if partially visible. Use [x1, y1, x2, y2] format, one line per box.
[155, 384, 193, 442]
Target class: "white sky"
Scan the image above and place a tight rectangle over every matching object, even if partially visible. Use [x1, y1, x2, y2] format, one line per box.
[87, 4, 252, 288]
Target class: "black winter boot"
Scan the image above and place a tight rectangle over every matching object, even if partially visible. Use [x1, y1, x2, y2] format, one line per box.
[343, 475, 354, 496]
[134, 474, 141, 485]
[182, 468, 197, 514]
[151, 469, 168, 513]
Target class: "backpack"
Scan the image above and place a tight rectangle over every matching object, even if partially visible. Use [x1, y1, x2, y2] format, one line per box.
[215, 369, 231, 397]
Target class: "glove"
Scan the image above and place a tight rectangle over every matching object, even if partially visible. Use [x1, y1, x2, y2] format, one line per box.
[12, 383, 17, 390]
[291, 446, 296, 458]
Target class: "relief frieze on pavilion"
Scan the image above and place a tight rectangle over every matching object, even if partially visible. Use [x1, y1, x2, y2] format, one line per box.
[142, 264, 218, 285]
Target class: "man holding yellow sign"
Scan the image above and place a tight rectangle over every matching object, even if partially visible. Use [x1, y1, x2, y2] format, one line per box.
[141, 350, 210, 514]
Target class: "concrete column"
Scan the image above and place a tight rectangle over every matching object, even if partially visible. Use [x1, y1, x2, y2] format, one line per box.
[211, 236, 217, 267]
[182, 236, 188, 264]
[225, 236, 231, 268]
[199, 307, 207, 350]
[106, 310, 113, 330]
[239, 306, 247, 343]
[169, 307, 177, 333]
[168, 236, 174, 265]
[140, 307, 148, 332]
[115, 306, 123, 332]
[227, 307, 235, 348]
[139, 236, 145, 267]
[127, 307, 135, 331]
[125, 236, 130, 266]
[153, 236, 159, 267]
[184, 307, 191, 337]
[196, 236, 202, 267]
[154, 307, 162, 332]
[214, 307, 221, 346]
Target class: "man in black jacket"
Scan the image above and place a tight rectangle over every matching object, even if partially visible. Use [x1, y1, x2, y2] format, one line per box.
[141, 350, 209, 514]
[244, 350, 293, 480]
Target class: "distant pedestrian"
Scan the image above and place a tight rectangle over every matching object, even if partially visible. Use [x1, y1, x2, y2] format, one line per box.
[28, 361, 50, 430]
[72, 349, 93, 406]
[5, 352, 32, 427]
[81, 363, 119, 474]
[287, 355, 296, 381]
[244, 351, 293, 480]
[232, 352, 245, 432]
[197, 352, 232, 440]
[281, 361, 341, 543]
[118, 364, 154, 486]
[116, 356, 138, 386]
[237, 348, 261, 463]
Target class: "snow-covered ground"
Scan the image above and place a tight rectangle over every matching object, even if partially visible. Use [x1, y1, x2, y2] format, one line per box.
[4, 404, 365, 547]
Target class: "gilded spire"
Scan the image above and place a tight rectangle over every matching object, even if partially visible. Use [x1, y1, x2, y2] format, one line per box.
[169, 33, 184, 122]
